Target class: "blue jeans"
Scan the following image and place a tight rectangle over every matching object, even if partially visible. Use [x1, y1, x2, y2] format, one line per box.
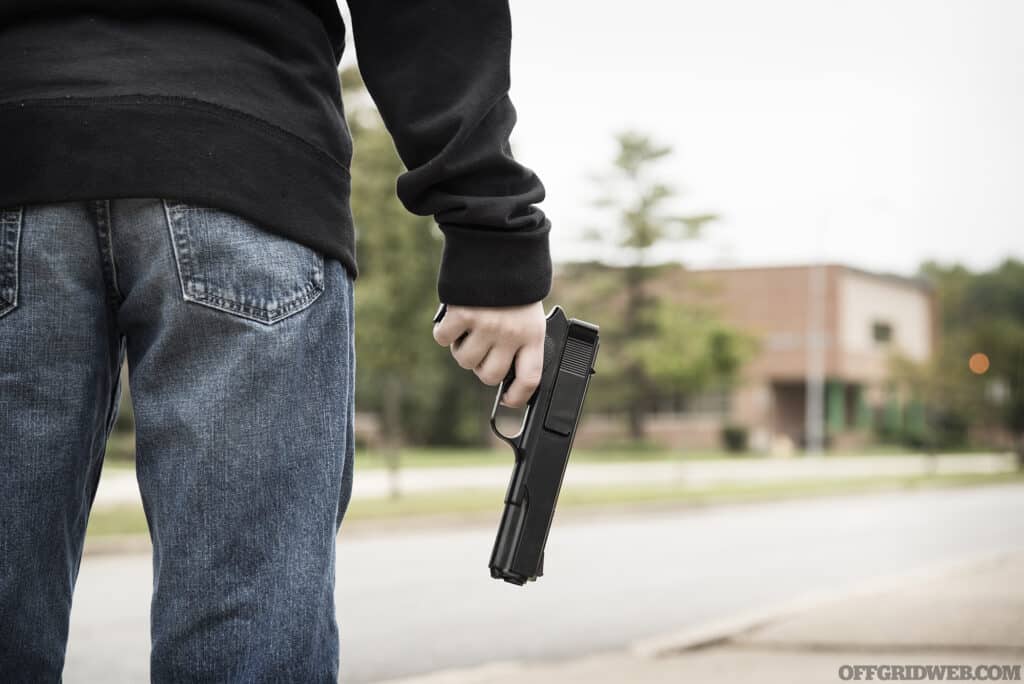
[0, 199, 356, 681]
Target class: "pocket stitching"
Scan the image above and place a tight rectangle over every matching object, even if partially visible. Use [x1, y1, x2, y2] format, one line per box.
[162, 200, 324, 325]
[182, 283, 324, 322]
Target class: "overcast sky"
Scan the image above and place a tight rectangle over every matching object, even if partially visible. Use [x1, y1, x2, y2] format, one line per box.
[339, 0, 1023, 276]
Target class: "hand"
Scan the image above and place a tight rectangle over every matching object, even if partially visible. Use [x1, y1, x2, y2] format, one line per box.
[432, 301, 546, 408]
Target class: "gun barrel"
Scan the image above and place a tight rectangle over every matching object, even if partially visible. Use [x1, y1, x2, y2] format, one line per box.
[488, 306, 599, 585]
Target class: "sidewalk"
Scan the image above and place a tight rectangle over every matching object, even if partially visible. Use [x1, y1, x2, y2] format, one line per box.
[92, 452, 1018, 509]
[380, 551, 1024, 684]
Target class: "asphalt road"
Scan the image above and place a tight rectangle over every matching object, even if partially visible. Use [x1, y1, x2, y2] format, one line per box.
[64, 484, 1024, 682]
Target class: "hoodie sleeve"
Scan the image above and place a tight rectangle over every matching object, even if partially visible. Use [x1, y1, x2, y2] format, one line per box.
[345, 0, 552, 307]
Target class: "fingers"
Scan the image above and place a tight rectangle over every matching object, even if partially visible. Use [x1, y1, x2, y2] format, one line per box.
[431, 301, 547, 407]
[450, 329, 490, 370]
[500, 338, 544, 408]
[432, 307, 468, 347]
[474, 345, 515, 387]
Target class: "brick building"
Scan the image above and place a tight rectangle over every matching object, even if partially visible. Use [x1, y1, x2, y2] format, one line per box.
[571, 263, 938, 452]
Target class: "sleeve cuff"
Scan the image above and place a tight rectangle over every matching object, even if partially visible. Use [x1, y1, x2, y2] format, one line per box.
[436, 219, 552, 306]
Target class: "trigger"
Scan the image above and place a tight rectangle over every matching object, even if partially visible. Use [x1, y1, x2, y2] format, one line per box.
[501, 365, 516, 392]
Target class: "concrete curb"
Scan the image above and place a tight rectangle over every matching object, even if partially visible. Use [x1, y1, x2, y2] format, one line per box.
[629, 547, 1019, 659]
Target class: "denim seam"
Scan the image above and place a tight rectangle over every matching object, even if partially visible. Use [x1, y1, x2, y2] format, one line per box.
[80, 334, 126, 539]
[163, 199, 196, 308]
[92, 200, 125, 305]
[104, 336, 127, 437]
[0, 206, 22, 315]
[161, 199, 326, 325]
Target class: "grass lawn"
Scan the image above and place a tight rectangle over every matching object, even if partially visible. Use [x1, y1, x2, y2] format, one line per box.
[102, 436, 1007, 473]
[100, 445, 733, 472]
[85, 471, 1024, 539]
[352, 444, 1008, 468]
[350, 446, 734, 469]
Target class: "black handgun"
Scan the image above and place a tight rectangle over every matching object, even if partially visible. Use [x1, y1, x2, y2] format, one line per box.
[433, 303, 599, 585]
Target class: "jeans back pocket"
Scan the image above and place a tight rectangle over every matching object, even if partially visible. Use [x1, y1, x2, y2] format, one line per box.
[162, 200, 325, 325]
[0, 206, 23, 320]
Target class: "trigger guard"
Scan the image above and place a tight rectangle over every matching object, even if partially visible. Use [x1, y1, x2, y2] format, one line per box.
[489, 378, 532, 451]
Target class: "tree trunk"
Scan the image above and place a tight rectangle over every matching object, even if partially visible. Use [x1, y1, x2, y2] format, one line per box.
[382, 374, 403, 499]
[626, 361, 648, 440]
[476, 383, 498, 447]
[627, 403, 645, 441]
[623, 263, 649, 443]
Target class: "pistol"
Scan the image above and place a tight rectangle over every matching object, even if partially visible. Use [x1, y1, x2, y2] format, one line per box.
[433, 303, 600, 585]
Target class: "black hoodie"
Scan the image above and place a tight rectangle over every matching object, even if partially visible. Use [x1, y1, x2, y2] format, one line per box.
[0, 1, 551, 306]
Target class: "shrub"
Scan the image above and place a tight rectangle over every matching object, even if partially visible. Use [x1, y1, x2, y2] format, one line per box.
[721, 424, 749, 453]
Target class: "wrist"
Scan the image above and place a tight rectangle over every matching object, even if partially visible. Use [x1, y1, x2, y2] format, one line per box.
[437, 220, 552, 306]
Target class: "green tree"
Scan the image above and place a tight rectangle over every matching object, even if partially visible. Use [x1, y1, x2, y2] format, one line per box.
[950, 259, 1024, 463]
[899, 259, 1024, 462]
[343, 67, 496, 491]
[344, 67, 444, 493]
[576, 131, 751, 439]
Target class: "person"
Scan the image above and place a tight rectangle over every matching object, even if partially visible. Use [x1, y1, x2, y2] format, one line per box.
[0, 1, 550, 680]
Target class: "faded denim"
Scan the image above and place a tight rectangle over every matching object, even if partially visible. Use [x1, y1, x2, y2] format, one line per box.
[0, 198, 356, 682]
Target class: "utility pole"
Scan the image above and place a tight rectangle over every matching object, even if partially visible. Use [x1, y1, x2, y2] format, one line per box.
[805, 211, 829, 456]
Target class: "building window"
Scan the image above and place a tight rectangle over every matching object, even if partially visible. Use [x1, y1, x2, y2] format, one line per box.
[872, 321, 893, 344]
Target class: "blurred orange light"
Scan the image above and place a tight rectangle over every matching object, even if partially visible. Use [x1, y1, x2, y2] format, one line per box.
[968, 352, 990, 375]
